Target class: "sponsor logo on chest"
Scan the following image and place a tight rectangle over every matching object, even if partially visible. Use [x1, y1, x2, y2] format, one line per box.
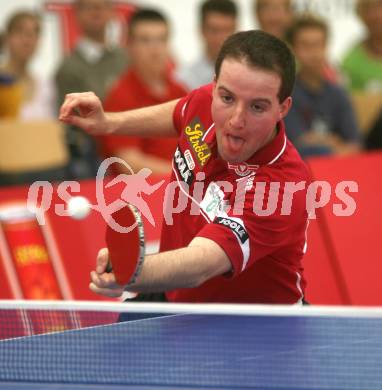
[228, 162, 259, 177]
[200, 182, 227, 221]
[184, 119, 211, 167]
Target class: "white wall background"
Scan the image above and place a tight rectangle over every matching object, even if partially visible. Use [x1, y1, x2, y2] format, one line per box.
[0, 0, 366, 79]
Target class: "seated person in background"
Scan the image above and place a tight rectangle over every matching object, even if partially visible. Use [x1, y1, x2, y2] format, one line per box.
[342, 0, 382, 92]
[55, 0, 128, 179]
[0, 11, 66, 186]
[0, 10, 55, 120]
[101, 9, 187, 175]
[284, 15, 361, 158]
[176, 0, 237, 91]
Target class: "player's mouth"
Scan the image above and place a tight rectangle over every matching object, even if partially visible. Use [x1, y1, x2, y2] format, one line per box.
[223, 133, 245, 154]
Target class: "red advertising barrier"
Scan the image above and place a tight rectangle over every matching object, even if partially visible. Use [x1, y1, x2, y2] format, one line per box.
[306, 151, 382, 305]
[303, 218, 349, 305]
[0, 176, 166, 301]
[0, 206, 63, 300]
[0, 152, 381, 305]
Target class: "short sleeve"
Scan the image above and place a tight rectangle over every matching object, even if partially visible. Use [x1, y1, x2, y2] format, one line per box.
[196, 175, 308, 278]
[172, 88, 202, 135]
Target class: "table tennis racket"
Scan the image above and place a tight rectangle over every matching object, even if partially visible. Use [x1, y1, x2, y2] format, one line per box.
[105, 203, 145, 286]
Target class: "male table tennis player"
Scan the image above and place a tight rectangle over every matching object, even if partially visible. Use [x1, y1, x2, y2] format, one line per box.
[60, 30, 311, 304]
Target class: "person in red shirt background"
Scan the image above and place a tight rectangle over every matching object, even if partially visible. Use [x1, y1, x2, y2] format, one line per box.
[100, 8, 187, 175]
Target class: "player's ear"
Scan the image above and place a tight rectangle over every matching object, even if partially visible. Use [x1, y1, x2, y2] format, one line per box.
[279, 96, 292, 120]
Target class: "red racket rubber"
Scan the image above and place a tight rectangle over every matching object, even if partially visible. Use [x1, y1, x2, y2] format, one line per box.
[105, 203, 145, 286]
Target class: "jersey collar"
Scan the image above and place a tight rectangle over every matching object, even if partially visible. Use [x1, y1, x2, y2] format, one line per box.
[247, 120, 287, 166]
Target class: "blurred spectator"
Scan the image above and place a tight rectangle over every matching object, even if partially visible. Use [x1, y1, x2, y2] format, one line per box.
[55, 0, 127, 103]
[176, 0, 237, 90]
[342, 0, 382, 92]
[254, 0, 338, 83]
[55, 0, 128, 179]
[0, 11, 55, 120]
[101, 9, 187, 175]
[254, 0, 294, 40]
[285, 15, 361, 158]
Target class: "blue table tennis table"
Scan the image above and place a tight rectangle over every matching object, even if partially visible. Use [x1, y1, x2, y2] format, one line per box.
[1, 307, 382, 390]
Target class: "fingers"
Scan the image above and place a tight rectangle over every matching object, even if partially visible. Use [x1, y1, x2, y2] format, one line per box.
[59, 92, 92, 118]
[90, 269, 117, 287]
[59, 92, 102, 129]
[89, 248, 125, 298]
[96, 248, 109, 274]
[89, 282, 124, 298]
[89, 270, 124, 298]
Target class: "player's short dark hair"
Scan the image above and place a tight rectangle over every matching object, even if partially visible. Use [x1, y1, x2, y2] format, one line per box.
[285, 14, 329, 46]
[215, 30, 296, 102]
[127, 8, 168, 37]
[200, 0, 238, 25]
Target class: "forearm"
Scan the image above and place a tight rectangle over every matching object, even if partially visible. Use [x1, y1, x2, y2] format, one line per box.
[127, 238, 232, 293]
[107, 99, 180, 138]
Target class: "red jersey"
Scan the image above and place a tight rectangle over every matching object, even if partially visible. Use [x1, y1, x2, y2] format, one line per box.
[161, 84, 311, 304]
[101, 69, 187, 160]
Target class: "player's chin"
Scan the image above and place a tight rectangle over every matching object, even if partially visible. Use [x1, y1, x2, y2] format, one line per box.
[218, 141, 248, 164]
[219, 149, 245, 164]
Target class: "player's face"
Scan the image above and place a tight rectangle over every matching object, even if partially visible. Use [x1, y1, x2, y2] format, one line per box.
[211, 58, 291, 163]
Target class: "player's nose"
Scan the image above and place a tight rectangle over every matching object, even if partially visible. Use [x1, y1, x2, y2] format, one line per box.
[229, 104, 246, 129]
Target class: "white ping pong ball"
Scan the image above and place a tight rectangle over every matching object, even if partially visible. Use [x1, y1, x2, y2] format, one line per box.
[67, 196, 91, 220]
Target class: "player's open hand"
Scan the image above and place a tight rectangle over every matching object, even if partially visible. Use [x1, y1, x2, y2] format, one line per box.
[89, 248, 125, 297]
[59, 92, 109, 135]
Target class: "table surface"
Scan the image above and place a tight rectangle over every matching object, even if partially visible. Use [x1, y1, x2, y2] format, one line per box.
[1, 312, 382, 390]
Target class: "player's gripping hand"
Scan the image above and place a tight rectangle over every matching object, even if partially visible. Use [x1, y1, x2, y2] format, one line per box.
[59, 92, 110, 135]
[89, 248, 125, 298]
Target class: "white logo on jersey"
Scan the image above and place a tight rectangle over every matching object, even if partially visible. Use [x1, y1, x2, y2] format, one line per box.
[174, 147, 193, 185]
[216, 217, 249, 244]
[228, 162, 259, 177]
[184, 149, 195, 170]
[200, 182, 225, 221]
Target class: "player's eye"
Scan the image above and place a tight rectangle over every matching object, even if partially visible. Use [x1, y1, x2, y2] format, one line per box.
[250, 103, 265, 113]
[221, 95, 233, 104]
